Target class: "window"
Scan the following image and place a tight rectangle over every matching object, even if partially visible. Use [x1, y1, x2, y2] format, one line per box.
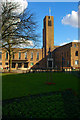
[48, 60, 52, 68]
[48, 20, 52, 26]
[19, 52, 21, 59]
[0, 52, 2, 59]
[31, 62, 34, 66]
[0, 63, 2, 65]
[31, 52, 33, 60]
[13, 52, 15, 59]
[5, 63, 8, 65]
[25, 52, 27, 59]
[12, 63, 16, 68]
[24, 63, 28, 68]
[75, 51, 78, 56]
[37, 52, 39, 60]
[48, 16, 50, 19]
[18, 63, 22, 68]
[6, 52, 8, 59]
[75, 60, 78, 65]
[74, 44, 76, 47]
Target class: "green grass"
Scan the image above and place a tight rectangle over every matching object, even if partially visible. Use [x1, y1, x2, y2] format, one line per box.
[2, 90, 80, 118]
[2, 72, 79, 100]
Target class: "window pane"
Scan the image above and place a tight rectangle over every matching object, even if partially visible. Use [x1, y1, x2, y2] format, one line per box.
[37, 52, 39, 60]
[48, 20, 52, 26]
[6, 52, 8, 59]
[74, 44, 76, 47]
[75, 60, 78, 65]
[19, 52, 21, 59]
[24, 63, 28, 68]
[12, 63, 16, 68]
[25, 52, 27, 59]
[31, 52, 33, 60]
[18, 63, 22, 68]
[48, 60, 52, 68]
[75, 51, 78, 56]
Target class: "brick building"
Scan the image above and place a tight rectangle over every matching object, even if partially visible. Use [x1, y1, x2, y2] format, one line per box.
[0, 15, 80, 71]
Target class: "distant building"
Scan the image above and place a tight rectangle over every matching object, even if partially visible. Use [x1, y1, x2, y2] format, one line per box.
[0, 15, 80, 71]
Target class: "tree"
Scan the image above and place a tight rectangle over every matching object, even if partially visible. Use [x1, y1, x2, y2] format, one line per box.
[1, 2, 39, 72]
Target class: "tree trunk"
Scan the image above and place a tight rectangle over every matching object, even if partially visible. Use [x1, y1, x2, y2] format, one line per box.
[9, 51, 12, 72]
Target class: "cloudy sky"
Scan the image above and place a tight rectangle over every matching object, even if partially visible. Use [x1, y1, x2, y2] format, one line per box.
[27, 2, 79, 47]
[2, 1, 79, 47]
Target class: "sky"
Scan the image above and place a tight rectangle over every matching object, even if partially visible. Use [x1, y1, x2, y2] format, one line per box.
[2, 0, 79, 48]
[27, 2, 79, 48]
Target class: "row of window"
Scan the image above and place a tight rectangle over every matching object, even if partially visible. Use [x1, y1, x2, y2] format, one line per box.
[18, 52, 39, 60]
[0, 60, 79, 66]
[12, 63, 34, 68]
[62, 51, 78, 57]
[0, 51, 79, 60]
[0, 52, 39, 60]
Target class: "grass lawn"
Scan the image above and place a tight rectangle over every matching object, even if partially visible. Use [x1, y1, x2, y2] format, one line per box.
[2, 72, 79, 100]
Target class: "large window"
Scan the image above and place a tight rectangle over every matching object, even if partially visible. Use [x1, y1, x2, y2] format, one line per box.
[75, 51, 78, 56]
[31, 52, 33, 60]
[75, 60, 78, 65]
[37, 52, 39, 60]
[25, 52, 27, 59]
[18, 63, 22, 68]
[12, 63, 16, 68]
[0, 52, 2, 59]
[19, 52, 21, 59]
[24, 63, 28, 68]
[6, 52, 8, 59]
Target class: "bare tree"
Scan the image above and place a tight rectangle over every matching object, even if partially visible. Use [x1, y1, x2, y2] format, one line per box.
[1, 2, 39, 72]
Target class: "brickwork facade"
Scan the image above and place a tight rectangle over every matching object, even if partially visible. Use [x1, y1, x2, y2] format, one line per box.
[0, 15, 80, 71]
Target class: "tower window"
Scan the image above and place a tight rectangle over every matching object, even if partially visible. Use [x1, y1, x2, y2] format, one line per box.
[48, 20, 52, 26]
[48, 16, 50, 19]
[75, 51, 78, 56]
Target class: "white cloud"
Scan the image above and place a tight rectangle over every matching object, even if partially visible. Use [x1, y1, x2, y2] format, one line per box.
[60, 39, 80, 46]
[73, 39, 80, 42]
[1, 0, 28, 14]
[14, 40, 34, 48]
[61, 5, 80, 28]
